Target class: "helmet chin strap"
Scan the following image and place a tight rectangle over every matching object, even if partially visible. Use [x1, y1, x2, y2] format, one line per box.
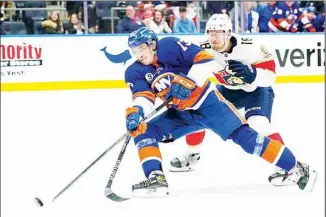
[148, 41, 157, 64]
[149, 48, 156, 64]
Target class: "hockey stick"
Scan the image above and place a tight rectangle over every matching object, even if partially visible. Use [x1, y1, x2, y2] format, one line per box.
[33, 98, 172, 207]
[105, 97, 172, 202]
[104, 135, 131, 202]
[51, 131, 130, 203]
[49, 98, 171, 204]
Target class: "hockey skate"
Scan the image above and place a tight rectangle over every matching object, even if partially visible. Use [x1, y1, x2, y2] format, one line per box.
[132, 171, 169, 197]
[169, 153, 200, 172]
[268, 161, 317, 191]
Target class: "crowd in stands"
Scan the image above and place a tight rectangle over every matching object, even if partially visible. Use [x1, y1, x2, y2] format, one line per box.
[0, 1, 325, 35]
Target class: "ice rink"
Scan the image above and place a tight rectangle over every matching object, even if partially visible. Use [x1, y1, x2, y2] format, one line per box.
[1, 83, 325, 217]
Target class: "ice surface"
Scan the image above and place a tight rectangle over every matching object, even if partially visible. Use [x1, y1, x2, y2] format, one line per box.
[1, 83, 324, 217]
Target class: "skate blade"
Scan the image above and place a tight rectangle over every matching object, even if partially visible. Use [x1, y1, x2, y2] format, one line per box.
[270, 177, 297, 187]
[132, 187, 169, 198]
[303, 168, 317, 192]
[169, 166, 195, 173]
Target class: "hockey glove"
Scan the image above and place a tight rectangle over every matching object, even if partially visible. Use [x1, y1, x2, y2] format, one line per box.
[165, 73, 196, 106]
[228, 60, 257, 84]
[126, 106, 147, 137]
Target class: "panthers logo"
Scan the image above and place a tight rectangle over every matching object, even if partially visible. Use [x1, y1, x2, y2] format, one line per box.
[214, 69, 244, 86]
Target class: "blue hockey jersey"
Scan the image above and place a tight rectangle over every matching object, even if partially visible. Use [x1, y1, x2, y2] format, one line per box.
[125, 37, 215, 111]
[269, 2, 304, 32]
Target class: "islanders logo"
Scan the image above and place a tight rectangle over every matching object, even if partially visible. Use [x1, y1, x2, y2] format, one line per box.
[100, 47, 132, 65]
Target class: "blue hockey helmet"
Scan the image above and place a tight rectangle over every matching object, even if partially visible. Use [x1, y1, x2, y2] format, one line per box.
[128, 27, 158, 49]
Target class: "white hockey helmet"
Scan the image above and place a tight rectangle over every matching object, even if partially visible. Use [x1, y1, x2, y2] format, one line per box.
[205, 14, 233, 52]
[205, 13, 232, 34]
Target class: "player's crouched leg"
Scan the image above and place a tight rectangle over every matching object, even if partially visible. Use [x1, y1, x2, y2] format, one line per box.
[131, 126, 169, 197]
[230, 125, 317, 191]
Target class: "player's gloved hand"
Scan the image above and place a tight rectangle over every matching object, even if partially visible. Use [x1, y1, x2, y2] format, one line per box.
[126, 106, 147, 137]
[165, 73, 196, 106]
[228, 60, 257, 84]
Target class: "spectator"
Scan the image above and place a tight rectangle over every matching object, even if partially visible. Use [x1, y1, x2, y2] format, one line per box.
[312, 10, 325, 32]
[231, 2, 259, 33]
[65, 13, 84, 34]
[256, 2, 268, 11]
[117, 5, 145, 33]
[142, 7, 154, 27]
[136, 1, 162, 21]
[186, 2, 198, 24]
[172, 6, 197, 33]
[148, 9, 172, 33]
[257, 1, 278, 32]
[0, 1, 4, 21]
[41, 10, 63, 34]
[0, 0, 17, 22]
[243, 2, 259, 33]
[298, 5, 317, 32]
[137, 1, 167, 10]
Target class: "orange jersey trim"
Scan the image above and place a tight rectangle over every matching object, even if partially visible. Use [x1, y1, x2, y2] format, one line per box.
[261, 140, 283, 163]
[193, 50, 214, 63]
[214, 90, 247, 124]
[177, 80, 209, 110]
[132, 91, 156, 103]
[138, 146, 162, 162]
[126, 107, 139, 117]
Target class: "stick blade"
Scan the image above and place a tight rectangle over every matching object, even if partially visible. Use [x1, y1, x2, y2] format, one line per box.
[105, 187, 130, 202]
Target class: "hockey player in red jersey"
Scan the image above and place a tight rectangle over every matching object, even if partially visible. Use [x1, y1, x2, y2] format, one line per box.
[169, 14, 317, 189]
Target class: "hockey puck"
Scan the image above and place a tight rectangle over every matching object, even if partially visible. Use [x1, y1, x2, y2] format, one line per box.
[34, 197, 44, 207]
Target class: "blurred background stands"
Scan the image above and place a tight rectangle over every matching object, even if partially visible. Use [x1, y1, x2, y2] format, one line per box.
[0, 1, 324, 35]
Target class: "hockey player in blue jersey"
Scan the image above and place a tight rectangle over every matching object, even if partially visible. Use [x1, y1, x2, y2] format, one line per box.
[124, 27, 317, 196]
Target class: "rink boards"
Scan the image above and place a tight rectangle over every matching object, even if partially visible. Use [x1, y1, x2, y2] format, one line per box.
[1, 33, 324, 91]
